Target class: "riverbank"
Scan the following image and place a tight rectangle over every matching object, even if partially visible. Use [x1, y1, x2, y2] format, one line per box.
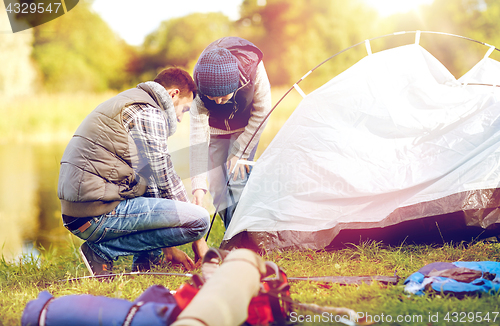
[0, 88, 301, 144]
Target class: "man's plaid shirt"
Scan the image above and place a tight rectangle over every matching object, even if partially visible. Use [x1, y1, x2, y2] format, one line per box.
[122, 103, 188, 202]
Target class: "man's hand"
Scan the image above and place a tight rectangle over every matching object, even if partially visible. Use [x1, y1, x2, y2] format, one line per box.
[192, 189, 205, 206]
[227, 155, 250, 181]
[162, 247, 195, 271]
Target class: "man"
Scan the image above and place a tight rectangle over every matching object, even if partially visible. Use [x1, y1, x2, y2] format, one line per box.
[58, 67, 209, 276]
[190, 37, 272, 229]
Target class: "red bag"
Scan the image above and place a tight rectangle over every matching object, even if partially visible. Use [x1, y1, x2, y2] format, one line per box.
[173, 250, 291, 326]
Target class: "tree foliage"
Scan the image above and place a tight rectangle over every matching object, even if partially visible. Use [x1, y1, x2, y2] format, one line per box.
[237, 0, 380, 89]
[383, 0, 500, 78]
[32, 1, 132, 92]
[130, 12, 234, 83]
[29, 0, 500, 92]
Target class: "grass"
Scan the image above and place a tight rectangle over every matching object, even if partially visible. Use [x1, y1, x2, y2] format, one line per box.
[2, 239, 500, 326]
[2, 93, 500, 325]
[0, 87, 302, 145]
[0, 91, 116, 144]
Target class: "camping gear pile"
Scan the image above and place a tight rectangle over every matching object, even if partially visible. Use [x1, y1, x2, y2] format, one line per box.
[22, 248, 366, 326]
[21, 249, 305, 326]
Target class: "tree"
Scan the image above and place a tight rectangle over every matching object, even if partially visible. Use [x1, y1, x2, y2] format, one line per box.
[386, 0, 500, 78]
[237, 0, 380, 89]
[133, 12, 234, 82]
[32, 1, 132, 92]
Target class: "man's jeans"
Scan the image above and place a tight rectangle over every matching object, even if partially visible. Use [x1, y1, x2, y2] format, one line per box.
[70, 197, 209, 263]
[208, 133, 258, 229]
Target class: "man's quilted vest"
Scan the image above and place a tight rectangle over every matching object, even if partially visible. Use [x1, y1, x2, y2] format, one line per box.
[57, 86, 161, 216]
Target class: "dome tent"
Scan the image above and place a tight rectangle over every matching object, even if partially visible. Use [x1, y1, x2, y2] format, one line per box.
[220, 31, 500, 251]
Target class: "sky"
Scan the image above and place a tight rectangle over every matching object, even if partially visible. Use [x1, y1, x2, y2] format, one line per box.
[91, 0, 434, 46]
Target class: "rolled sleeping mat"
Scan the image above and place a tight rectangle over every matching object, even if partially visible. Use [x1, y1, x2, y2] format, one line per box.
[21, 285, 179, 326]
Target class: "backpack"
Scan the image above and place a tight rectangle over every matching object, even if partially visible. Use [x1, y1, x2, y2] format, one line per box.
[22, 249, 291, 326]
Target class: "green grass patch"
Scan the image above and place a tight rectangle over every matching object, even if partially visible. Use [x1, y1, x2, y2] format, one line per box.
[0, 92, 115, 144]
[0, 88, 302, 145]
[2, 239, 500, 326]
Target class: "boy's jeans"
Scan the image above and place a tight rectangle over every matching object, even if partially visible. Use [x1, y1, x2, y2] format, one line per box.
[208, 133, 258, 229]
